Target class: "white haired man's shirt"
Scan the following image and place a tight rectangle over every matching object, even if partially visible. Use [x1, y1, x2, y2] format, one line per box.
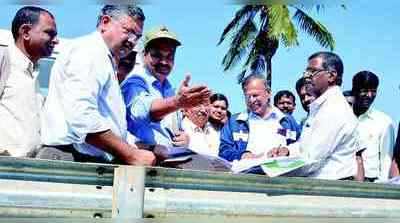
[41, 31, 128, 161]
[357, 108, 395, 181]
[181, 117, 220, 157]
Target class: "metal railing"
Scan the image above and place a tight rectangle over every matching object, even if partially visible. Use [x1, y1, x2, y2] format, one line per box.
[0, 157, 400, 218]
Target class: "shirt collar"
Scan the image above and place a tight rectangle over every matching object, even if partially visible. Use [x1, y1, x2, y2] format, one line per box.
[238, 106, 283, 122]
[359, 107, 375, 120]
[93, 31, 117, 70]
[183, 117, 210, 133]
[309, 86, 341, 113]
[9, 43, 36, 75]
[144, 66, 172, 90]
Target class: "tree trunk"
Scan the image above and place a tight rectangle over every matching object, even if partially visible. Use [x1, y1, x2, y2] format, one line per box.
[266, 57, 272, 87]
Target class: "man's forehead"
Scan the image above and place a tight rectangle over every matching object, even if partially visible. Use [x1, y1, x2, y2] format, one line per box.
[37, 12, 56, 27]
[119, 15, 143, 29]
[307, 57, 323, 69]
[280, 95, 294, 101]
[149, 41, 177, 53]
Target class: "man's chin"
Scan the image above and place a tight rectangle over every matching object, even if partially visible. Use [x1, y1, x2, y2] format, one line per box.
[156, 71, 170, 77]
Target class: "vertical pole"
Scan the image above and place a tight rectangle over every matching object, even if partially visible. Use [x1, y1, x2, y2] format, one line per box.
[112, 166, 145, 218]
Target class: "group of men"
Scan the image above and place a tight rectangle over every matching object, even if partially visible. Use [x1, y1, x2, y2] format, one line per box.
[0, 5, 398, 182]
[271, 56, 397, 181]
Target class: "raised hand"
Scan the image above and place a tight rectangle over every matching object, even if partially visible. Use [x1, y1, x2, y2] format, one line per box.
[176, 74, 211, 109]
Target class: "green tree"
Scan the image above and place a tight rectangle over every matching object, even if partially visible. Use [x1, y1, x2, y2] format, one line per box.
[218, 5, 336, 86]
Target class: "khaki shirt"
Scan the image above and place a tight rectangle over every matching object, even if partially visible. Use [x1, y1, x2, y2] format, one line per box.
[0, 44, 43, 156]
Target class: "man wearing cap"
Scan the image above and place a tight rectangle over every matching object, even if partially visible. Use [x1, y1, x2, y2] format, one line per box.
[39, 5, 156, 166]
[121, 25, 211, 148]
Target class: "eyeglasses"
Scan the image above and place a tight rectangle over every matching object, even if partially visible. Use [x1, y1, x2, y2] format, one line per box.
[113, 19, 142, 43]
[303, 69, 330, 79]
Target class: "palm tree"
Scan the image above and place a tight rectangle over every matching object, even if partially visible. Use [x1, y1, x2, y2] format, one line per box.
[218, 5, 336, 86]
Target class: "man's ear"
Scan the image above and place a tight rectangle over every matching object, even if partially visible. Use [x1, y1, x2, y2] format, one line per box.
[99, 15, 112, 32]
[19, 24, 32, 41]
[328, 70, 338, 85]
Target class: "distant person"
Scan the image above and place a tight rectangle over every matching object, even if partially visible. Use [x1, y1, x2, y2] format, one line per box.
[40, 5, 156, 165]
[274, 90, 296, 115]
[121, 25, 210, 147]
[272, 52, 361, 180]
[0, 6, 58, 157]
[295, 77, 316, 128]
[219, 74, 299, 165]
[352, 71, 395, 182]
[117, 50, 137, 84]
[343, 90, 355, 107]
[181, 101, 220, 157]
[209, 93, 229, 131]
[390, 123, 400, 177]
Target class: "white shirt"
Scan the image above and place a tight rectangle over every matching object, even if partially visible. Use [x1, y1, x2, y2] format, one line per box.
[290, 86, 360, 180]
[0, 44, 43, 156]
[41, 31, 127, 161]
[181, 117, 220, 157]
[246, 107, 287, 155]
[357, 108, 395, 181]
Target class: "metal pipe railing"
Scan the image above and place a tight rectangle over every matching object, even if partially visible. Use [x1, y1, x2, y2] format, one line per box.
[0, 157, 399, 199]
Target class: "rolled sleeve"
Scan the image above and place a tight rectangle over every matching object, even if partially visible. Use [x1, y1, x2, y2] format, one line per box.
[122, 76, 156, 124]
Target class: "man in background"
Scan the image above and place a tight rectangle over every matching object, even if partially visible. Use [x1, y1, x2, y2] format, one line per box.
[352, 71, 395, 182]
[219, 74, 299, 163]
[274, 90, 296, 115]
[0, 6, 58, 157]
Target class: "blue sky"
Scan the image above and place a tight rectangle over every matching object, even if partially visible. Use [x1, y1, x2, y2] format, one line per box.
[1, 0, 399, 127]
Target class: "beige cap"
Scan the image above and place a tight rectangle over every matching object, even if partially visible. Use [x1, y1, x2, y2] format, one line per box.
[143, 25, 181, 49]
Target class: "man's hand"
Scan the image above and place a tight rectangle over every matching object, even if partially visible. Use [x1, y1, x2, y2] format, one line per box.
[172, 131, 190, 147]
[241, 151, 263, 160]
[175, 75, 211, 109]
[125, 146, 157, 166]
[267, 147, 290, 158]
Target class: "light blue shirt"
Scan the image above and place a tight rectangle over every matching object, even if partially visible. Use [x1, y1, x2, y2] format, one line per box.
[121, 67, 179, 146]
[41, 31, 128, 161]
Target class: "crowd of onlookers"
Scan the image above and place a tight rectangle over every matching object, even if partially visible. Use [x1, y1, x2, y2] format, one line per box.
[0, 5, 399, 183]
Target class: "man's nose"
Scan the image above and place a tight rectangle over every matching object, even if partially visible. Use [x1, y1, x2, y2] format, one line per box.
[52, 36, 59, 45]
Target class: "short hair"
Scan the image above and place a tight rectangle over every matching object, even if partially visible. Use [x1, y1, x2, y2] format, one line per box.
[97, 5, 145, 27]
[308, 51, 344, 86]
[210, 93, 229, 109]
[343, 90, 353, 97]
[273, 90, 296, 106]
[352, 70, 379, 93]
[11, 6, 54, 40]
[241, 74, 270, 91]
[295, 77, 306, 95]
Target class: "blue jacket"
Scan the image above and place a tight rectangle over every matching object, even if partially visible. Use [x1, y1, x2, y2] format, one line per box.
[219, 111, 301, 162]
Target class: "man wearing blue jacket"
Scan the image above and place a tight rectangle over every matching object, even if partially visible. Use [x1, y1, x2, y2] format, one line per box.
[219, 74, 299, 164]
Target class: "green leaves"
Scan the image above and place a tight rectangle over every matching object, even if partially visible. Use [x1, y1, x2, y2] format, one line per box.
[293, 8, 335, 50]
[267, 5, 298, 47]
[219, 4, 338, 86]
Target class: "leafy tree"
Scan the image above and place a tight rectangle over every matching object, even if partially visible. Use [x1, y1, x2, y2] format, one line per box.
[218, 5, 336, 86]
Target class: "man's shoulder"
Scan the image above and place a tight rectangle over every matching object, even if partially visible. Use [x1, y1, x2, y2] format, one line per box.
[63, 32, 104, 56]
[121, 72, 148, 89]
[368, 108, 394, 126]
